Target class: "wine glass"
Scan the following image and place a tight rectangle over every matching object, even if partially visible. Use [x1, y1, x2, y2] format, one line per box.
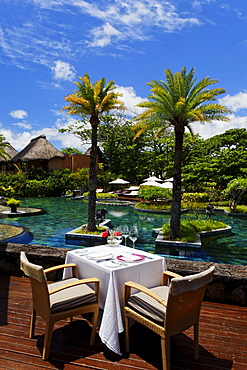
[114, 226, 123, 246]
[129, 225, 138, 248]
[122, 225, 129, 246]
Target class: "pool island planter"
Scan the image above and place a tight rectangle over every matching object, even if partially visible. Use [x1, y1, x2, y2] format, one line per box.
[0, 207, 46, 218]
[65, 219, 111, 247]
[155, 225, 232, 249]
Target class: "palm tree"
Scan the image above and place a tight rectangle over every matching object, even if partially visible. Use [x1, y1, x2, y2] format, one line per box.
[133, 67, 231, 239]
[63, 73, 124, 231]
[0, 134, 11, 161]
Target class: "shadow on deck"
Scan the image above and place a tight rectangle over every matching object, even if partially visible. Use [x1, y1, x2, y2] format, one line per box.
[0, 275, 246, 369]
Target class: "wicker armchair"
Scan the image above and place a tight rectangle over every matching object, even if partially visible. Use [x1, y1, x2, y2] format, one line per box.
[20, 251, 100, 360]
[124, 266, 215, 370]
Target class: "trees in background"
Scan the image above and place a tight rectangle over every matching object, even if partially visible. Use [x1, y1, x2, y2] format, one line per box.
[61, 148, 83, 155]
[183, 128, 247, 189]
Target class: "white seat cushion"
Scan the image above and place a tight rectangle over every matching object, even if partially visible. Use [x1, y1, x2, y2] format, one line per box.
[127, 286, 169, 323]
[48, 278, 97, 313]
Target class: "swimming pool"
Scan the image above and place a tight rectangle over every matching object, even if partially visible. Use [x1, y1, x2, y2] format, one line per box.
[1, 197, 247, 265]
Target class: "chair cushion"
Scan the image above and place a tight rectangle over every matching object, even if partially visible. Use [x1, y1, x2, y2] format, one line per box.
[127, 286, 169, 323]
[48, 278, 97, 313]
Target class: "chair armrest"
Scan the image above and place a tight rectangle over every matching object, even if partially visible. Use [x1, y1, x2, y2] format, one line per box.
[124, 281, 167, 307]
[49, 277, 100, 295]
[44, 263, 77, 277]
[162, 270, 181, 286]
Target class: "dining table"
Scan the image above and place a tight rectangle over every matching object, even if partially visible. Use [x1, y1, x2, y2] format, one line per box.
[63, 244, 166, 355]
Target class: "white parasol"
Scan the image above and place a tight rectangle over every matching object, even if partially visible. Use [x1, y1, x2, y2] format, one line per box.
[109, 178, 130, 185]
[160, 181, 173, 189]
[140, 181, 165, 187]
[143, 176, 163, 183]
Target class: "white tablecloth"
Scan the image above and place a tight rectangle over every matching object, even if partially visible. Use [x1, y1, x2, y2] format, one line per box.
[63, 245, 166, 355]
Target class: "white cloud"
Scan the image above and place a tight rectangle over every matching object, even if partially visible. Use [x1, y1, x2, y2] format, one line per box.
[89, 23, 121, 47]
[85, 0, 201, 47]
[191, 114, 247, 139]
[0, 114, 85, 151]
[51, 60, 76, 81]
[0, 0, 202, 69]
[13, 122, 32, 129]
[115, 85, 147, 116]
[10, 109, 28, 119]
[0, 128, 33, 151]
[219, 92, 247, 112]
[191, 91, 247, 138]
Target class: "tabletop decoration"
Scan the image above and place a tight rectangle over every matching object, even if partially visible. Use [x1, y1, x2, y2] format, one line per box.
[107, 229, 116, 246]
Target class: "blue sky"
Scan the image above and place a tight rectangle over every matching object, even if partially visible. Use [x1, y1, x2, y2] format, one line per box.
[0, 0, 246, 152]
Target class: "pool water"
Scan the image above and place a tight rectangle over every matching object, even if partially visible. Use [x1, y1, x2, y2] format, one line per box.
[1, 197, 247, 265]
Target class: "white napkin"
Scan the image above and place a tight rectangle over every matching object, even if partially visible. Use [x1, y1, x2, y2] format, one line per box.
[87, 251, 114, 260]
[120, 253, 138, 262]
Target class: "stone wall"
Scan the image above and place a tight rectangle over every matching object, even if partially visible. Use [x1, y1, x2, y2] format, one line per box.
[1, 242, 246, 306]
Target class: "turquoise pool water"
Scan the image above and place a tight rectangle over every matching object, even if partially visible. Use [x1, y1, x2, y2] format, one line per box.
[1, 197, 247, 265]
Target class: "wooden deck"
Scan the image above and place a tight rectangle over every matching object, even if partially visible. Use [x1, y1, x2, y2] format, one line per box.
[0, 275, 247, 370]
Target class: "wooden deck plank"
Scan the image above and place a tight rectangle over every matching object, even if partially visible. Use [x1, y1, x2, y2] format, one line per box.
[0, 274, 247, 370]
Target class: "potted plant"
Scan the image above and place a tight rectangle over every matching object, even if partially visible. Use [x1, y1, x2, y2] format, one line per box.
[7, 198, 21, 213]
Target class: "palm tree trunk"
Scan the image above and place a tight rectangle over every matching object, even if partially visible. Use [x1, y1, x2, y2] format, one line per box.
[170, 127, 184, 239]
[87, 116, 98, 231]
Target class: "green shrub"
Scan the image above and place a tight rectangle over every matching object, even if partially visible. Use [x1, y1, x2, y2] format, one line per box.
[135, 202, 171, 211]
[182, 192, 210, 203]
[83, 192, 118, 199]
[181, 201, 206, 209]
[1, 186, 15, 198]
[138, 186, 172, 202]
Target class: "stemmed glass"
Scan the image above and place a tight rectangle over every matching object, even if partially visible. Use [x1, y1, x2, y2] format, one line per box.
[122, 225, 129, 246]
[129, 225, 138, 248]
[114, 226, 123, 247]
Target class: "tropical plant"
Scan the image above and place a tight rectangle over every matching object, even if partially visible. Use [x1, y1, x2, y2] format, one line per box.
[133, 67, 231, 239]
[62, 73, 125, 231]
[0, 134, 11, 161]
[6, 198, 21, 206]
[224, 178, 247, 211]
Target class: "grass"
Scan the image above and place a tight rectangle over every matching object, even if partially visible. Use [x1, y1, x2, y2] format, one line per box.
[162, 219, 227, 243]
[74, 226, 107, 235]
[218, 205, 247, 213]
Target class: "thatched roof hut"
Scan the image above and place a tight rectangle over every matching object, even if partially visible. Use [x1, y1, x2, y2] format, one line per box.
[11, 135, 65, 171]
